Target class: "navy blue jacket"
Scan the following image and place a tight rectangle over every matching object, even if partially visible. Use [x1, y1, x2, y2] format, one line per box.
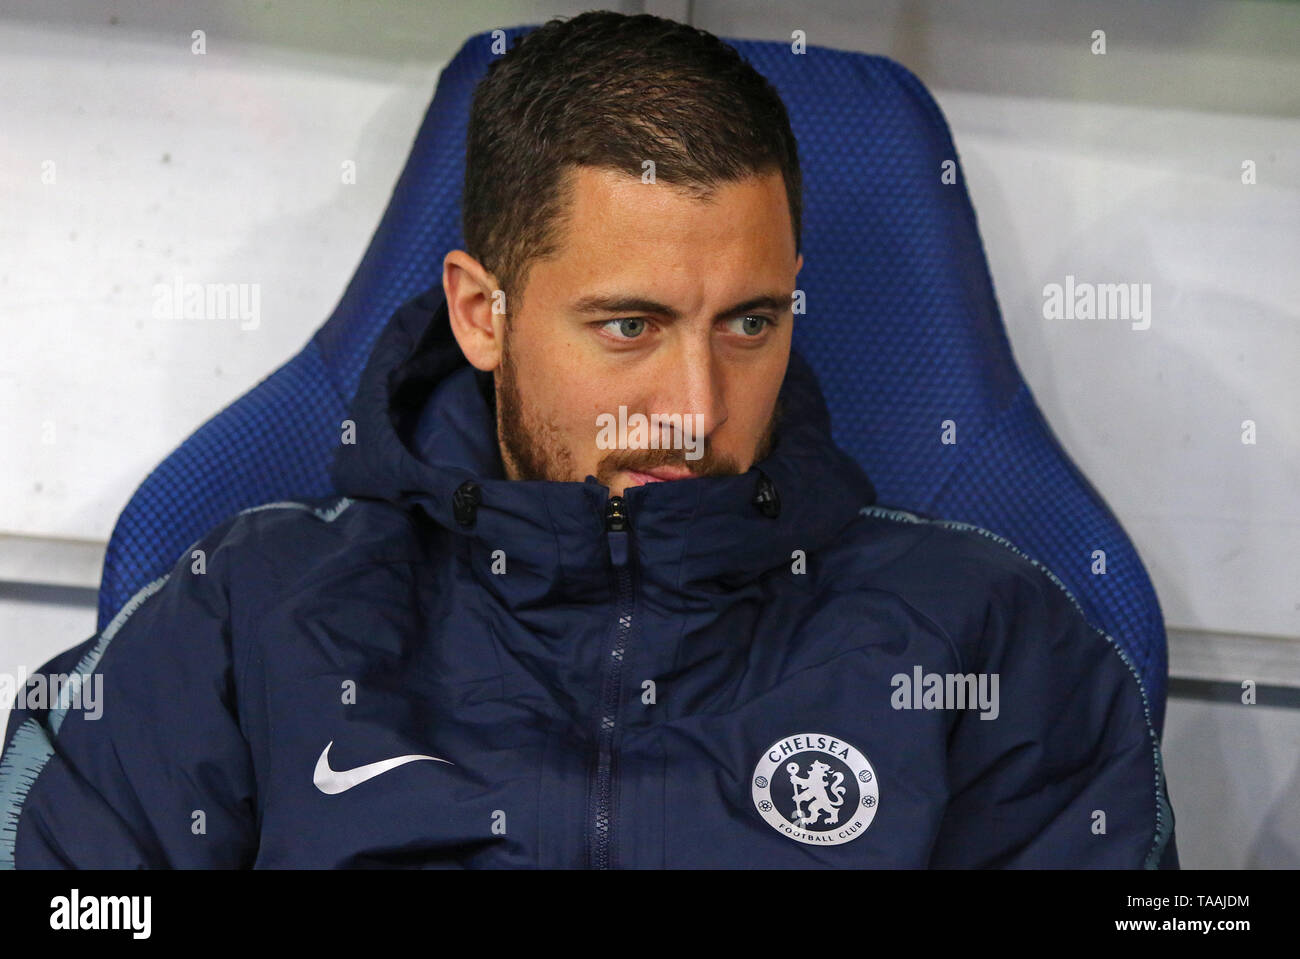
[0, 286, 1176, 868]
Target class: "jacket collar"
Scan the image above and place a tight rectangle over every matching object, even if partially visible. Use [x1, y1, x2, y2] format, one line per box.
[330, 285, 877, 604]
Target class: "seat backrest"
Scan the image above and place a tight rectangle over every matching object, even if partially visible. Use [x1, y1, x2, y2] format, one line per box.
[98, 27, 1168, 733]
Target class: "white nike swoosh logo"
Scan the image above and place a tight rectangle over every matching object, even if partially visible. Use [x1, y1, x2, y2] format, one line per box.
[313, 740, 454, 795]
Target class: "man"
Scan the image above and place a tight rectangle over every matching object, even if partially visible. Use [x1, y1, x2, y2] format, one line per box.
[0, 11, 1175, 868]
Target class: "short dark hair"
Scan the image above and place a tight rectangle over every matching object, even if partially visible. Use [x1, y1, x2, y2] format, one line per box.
[462, 10, 802, 312]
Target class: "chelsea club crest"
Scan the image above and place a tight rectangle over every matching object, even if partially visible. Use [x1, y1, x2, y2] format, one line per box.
[751, 732, 879, 846]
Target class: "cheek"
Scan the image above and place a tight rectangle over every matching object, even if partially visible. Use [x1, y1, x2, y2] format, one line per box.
[526, 362, 618, 455]
[733, 351, 788, 420]
[510, 329, 576, 413]
[569, 386, 623, 456]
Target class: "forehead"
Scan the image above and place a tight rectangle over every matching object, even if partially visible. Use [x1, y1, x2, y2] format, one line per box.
[543, 165, 796, 283]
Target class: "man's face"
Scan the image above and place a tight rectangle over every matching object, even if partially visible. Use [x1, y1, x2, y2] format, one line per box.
[466, 166, 801, 498]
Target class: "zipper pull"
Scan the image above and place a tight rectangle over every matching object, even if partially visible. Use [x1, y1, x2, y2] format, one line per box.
[604, 494, 629, 567]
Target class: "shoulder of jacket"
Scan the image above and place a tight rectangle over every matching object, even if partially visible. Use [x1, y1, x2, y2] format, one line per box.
[836, 503, 1106, 660]
[209, 493, 427, 579]
[841, 504, 1047, 592]
[194, 494, 415, 555]
[126, 495, 422, 614]
[849, 503, 1148, 694]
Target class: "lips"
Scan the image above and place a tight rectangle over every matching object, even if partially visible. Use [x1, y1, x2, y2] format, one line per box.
[627, 466, 696, 484]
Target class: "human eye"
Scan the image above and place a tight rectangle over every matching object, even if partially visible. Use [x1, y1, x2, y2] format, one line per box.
[599, 317, 651, 340]
[723, 314, 777, 337]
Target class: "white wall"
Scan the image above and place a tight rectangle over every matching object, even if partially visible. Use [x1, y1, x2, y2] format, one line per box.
[1164, 696, 1300, 869]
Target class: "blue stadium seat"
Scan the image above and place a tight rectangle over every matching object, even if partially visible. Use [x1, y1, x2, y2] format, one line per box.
[97, 26, 1169, 735]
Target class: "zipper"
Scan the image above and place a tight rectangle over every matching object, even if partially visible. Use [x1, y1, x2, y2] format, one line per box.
[589, 493, 633, 869]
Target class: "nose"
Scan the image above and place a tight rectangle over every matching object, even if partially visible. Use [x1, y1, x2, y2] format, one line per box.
[656, 336, 728, 450]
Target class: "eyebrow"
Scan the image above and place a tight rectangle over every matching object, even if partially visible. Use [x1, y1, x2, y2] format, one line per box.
[570, 292, 795, 323]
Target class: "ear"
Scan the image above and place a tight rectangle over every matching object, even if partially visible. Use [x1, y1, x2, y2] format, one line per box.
[794, 252, 804, 276]
[443, 250, 506, 372]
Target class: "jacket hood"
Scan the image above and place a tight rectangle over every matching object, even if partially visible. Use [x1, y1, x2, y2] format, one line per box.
[330, 285, 877, 601]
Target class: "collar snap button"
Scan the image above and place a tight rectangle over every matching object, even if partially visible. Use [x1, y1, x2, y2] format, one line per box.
[452, 480, 482, 526]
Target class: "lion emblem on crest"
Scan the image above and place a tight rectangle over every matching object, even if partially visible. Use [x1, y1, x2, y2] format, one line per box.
[786, 759, 847, 826]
